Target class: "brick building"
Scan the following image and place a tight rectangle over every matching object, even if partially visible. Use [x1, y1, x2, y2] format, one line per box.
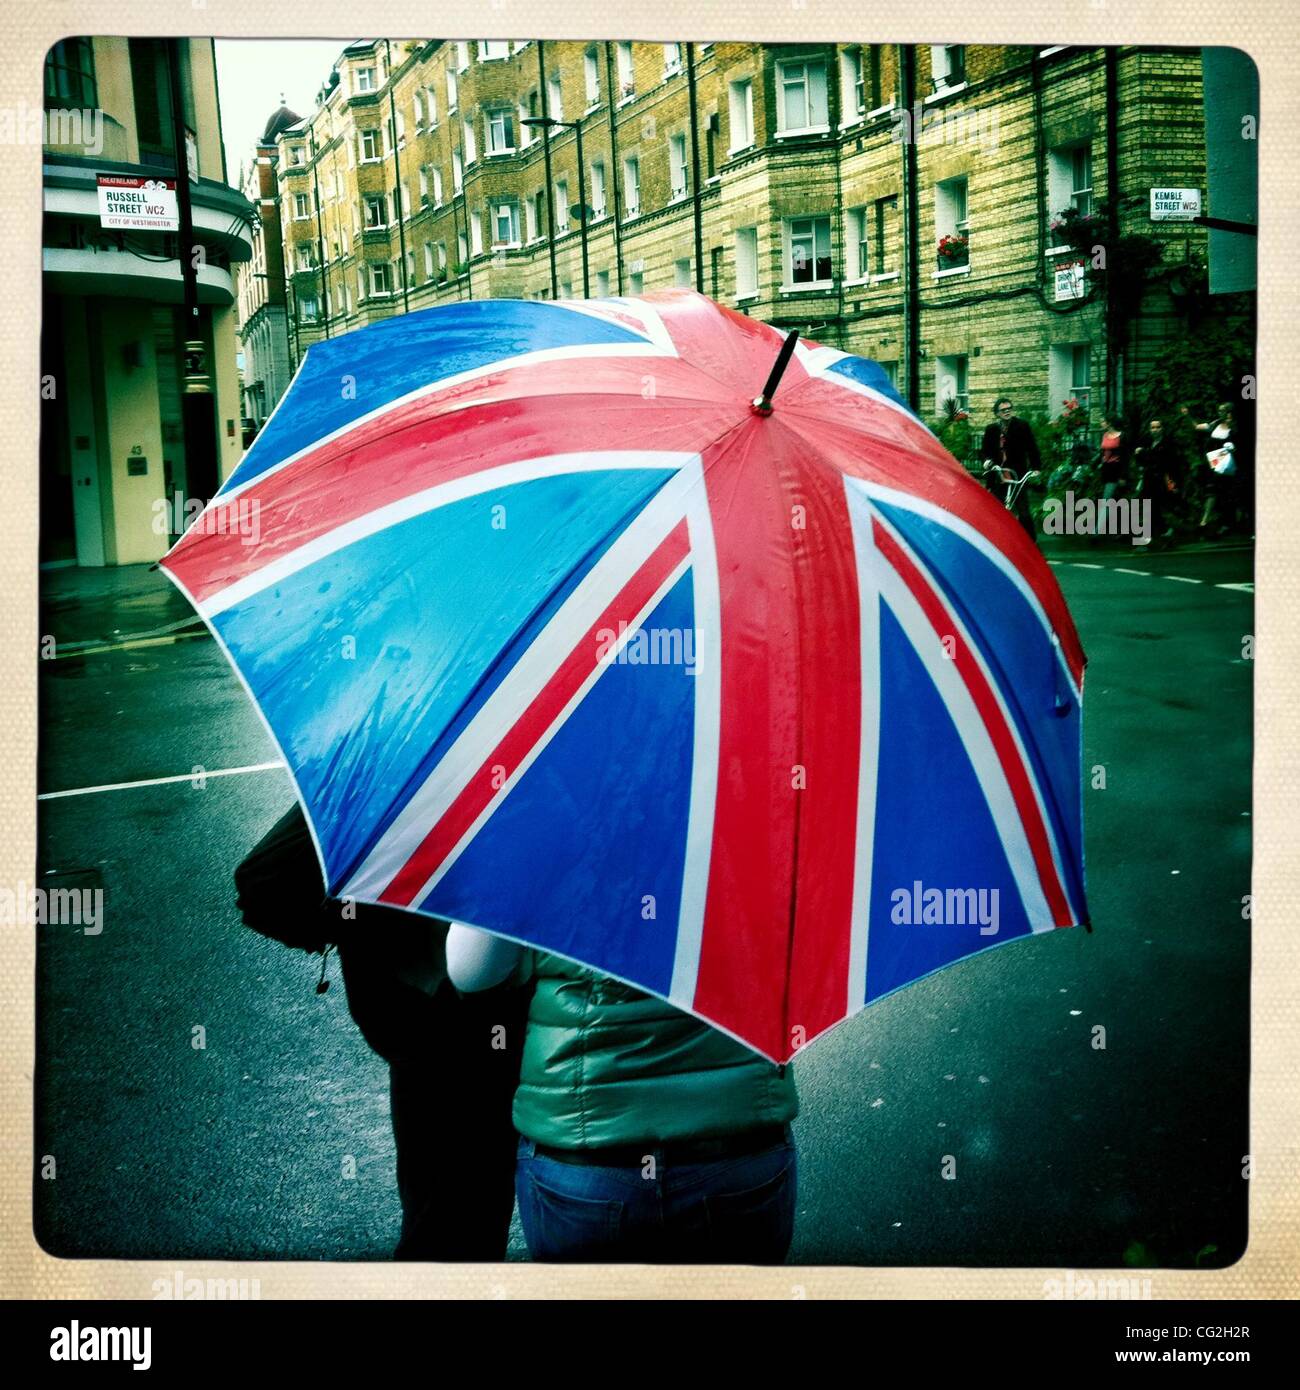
[258, 40, 1212, 434]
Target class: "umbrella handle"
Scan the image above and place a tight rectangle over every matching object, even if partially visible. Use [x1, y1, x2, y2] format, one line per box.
[751, 330, 801, 416]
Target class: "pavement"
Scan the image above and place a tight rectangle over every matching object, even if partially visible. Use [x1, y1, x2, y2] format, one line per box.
[33, 541, 1253, 1268]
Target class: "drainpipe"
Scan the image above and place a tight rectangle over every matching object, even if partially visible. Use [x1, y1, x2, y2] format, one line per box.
[537, 41, 559, 297]
[308, 124, 331, 337]
[603, 42, 625, 294]
[1104, 44, 1121, 416]
[898, 44, 921, 411]
[686, 43, 705, 292]
[385, 40, 410, 314]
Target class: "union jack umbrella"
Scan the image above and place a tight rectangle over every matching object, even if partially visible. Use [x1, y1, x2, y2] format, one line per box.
[163, 290, 1087, 1063]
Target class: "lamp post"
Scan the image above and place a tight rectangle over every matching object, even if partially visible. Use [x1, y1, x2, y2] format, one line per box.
[521, 115, 590, 298]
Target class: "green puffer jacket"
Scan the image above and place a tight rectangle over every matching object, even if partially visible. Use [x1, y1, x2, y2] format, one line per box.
[513, 951, 799, 1150]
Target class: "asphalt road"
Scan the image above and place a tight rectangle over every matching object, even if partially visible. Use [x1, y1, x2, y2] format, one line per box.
[33, 543, 1253, 1268]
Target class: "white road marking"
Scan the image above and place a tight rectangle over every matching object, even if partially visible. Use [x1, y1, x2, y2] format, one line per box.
[38, 760, 285, 801]
[1113, 568, 1152, 576]
[1164, 575, 1202, 584]
[1070, 562, 1104, 569]
[1216, 581, 1254, 593]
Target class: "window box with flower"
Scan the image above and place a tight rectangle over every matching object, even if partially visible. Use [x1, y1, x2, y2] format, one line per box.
[936, 233, 969, 270]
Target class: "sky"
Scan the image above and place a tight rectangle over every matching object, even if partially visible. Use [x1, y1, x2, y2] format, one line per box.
[214, 39, 354, 188]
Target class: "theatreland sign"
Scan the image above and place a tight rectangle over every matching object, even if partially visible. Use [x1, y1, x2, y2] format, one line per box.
[1149, 187, 1202, 221]
[96, 174, 179, 231]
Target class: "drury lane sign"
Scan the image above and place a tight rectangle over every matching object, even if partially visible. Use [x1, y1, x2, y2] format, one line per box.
[96, 174, 179, 231]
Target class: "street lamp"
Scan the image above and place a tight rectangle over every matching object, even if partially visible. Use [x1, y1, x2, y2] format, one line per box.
[521, 115, 590, 299]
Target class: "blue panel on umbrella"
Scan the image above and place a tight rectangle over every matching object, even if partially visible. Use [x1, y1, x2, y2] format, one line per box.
[871, 497, 1085, 915]
[423, 569, 697, 998]
[825, 355, 917, 418]
[865, 602, 1033, 1004]
[221, 300, 652, 495]
[213, 466, 675, 882]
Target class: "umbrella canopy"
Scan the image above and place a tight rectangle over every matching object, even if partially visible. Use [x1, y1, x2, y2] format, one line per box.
[164, 290, 1087, 1063]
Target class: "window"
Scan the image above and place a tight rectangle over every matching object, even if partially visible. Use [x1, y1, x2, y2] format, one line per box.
[361, 128, 381, 161]
[491, 199, 521, 247]
[418, 166, 430, 206]
[364, 195, 386, 228]
[584, 47, 601, 107]
[930, 45, 966, 92]
[735, 226, 759, 297]
[706, 113, 719, 179]
[437, 242, 448, 276]
[413, 90, 424, 130]
[1048, 143, 1094, 234]
[776, 59, 829, 134]
[663, 43, 682, 77]
[45, 38, 97, 108]
[456, 42, 471, 72]
[846, 206, 869, 280]
[865, 45, 888, 111]
[446, 68, 458, 113]
[547, 72, 564, 121]
[296, 245, 314, 271]
[873, 195, 898, 275]
[463, 117, 477, 164]
[561, 279, 573, 298]
[591, 160, 607, 218]
[426, 85, 438, 126]
[457, 230, 468, 266]
[840, 47, 865, 122]
[935, 175, 970, 269]
[341, 227, 350, 254]
[622, 156, 640, 218]
[674, 257, 692, 287]
[710, 246, 722, 299]
[935, 354, 969, 413]
[728, 78, 754, 152]
[452, 147, 463, 192]
[629, 269, 644, 294]
[289, 145, 305, 166]
[596, 269, 611, 295]
[432, 167, 444, 205]
[785, 215, 832, 287]
[1049, 343, 1092, 415]
[470, 208, 483, 255]
[518, 100, 533, 147]
[524, 194, 539, 241]
[424, 241, 434, 277]
[394, 111, 406, 146]
[405, 248, 415, 284]
[479, 40, 509, 62]
[355, 66, 376, 93]
[369, 262, 391, 295]
[299, 294, 319, 323]
[669, 133, 688, 200]
[616, 42, 635, 101]
[486, 107, 515, 155]
[554, 178, 570, 229]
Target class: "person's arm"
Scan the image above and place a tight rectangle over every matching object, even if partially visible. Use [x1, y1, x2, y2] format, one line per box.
[1021, 420, 1042, 472]
[445, 923, 524, 992]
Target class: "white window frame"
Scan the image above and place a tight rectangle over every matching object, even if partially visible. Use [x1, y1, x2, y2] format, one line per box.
[432, 166, 444, 206]
[669, 132, 688, 201]
[845, 206, 870, 282]
[728, 78, 755, 153]
[547, 72, 564, 121]
[360, 128, 381, 162]
[674, 257, 692, 287]
[590, 160, 607, 219]
[616, 42, 636, 103]
[456, 42, 471, 72]
[935, 354, 969, 414]
[928, 44, 967, 98]
[584, 47, 601, 109]
[478, 40, 509, 62]
[369, 261, 391, 296]
[663, 43, 683, 78]
[775, 58, 829, 137]
[446, 68, 458, 113]
[485, 107, 516, 156]
[554, 177, 570, 230]
[364, 195, 386, 229]
[934, 174, 971, 276]
[735, 225, 759, 299]
[840, 47, 866, 126]
[491, 198, 521, 248]
[470, 208, 483, 256]
[355, 66, 376, 94]
[622, 155, 640, 219]
[463, 117, 477, 165]
[783, 214, 832, 290]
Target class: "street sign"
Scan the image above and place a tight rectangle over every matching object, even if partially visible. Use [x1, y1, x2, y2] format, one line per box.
[1149, 187, 1202, 221]
[1054, 260, 1086, 301]
[96, 174, 179, 231]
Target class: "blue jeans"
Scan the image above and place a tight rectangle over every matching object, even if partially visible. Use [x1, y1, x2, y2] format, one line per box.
[515, 1132, 796, 1264]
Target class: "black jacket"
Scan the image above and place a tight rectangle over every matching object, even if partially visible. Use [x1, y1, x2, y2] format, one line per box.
[980, 417, 1041, 475]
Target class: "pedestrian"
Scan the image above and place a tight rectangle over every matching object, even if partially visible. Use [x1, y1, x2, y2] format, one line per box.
[1133, 418, 1181, 542]
[234, 804, 530, 1261]
[445, 925, 800, 1265]
[1191, 402, 1238, 532]
[979, 396, 1042, 539]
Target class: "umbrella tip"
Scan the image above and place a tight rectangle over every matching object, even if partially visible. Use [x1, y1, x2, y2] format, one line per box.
[751, 329, 800, 417]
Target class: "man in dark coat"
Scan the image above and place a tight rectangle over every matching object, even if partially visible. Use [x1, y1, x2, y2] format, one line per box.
[234, 803, 529, 1261]
[979, 396, 1042, 538]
